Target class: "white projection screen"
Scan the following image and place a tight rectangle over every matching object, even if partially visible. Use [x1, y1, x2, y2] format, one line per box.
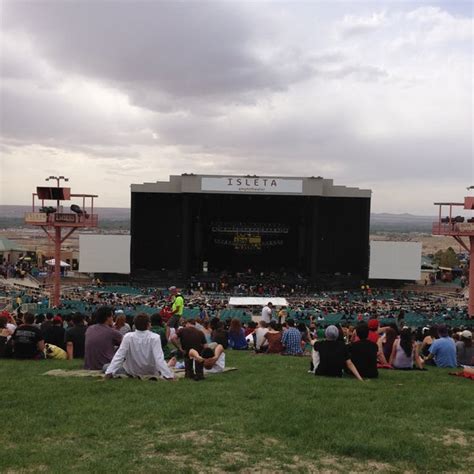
[79, 235, 131, 274]
[369, 241, 422, 280]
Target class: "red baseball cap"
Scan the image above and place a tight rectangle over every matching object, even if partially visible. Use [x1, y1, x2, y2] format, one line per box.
[368, 319, 379, 330]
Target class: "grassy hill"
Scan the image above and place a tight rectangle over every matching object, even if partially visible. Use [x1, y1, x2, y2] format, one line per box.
[0, 352, 472, 472]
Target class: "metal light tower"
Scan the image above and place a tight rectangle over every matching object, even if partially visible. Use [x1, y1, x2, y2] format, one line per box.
[432, 196, 474, 318]
[25, 177, 98, 307]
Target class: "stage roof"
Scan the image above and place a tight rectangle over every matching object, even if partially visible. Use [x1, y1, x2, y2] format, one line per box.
[131, 174, 371, 198]
[228, 297, 288, 307]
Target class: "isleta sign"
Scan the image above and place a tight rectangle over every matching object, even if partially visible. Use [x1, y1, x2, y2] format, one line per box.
[201, 177, 303, 194]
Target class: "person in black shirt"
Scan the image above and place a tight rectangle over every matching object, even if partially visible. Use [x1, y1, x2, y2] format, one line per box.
[12, 313, 45, 359]
[65, 313, 87, 359]
[43, 316, 66, 350]
[313, 325, 363, 381]
[349, 323, 378, 379]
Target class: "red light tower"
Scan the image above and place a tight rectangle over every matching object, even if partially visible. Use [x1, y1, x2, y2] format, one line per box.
[432, 196, 474, 318]
[25, 176, 98, 307]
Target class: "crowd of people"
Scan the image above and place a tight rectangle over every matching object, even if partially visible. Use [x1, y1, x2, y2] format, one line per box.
[0, 286, 472, 382]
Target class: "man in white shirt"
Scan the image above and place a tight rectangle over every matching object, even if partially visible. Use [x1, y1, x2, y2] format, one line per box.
[105, 314, 175, 380]
[261, 302, 273, 324]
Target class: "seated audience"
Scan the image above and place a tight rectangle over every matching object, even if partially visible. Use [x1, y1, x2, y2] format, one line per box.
[254, 320, 269, 352]
[349, 323, 378, 378]
[105, 314, 174, 379]
[263, 320, 284, 353]
[65, 313, 87, 359]
[114, 312, 131, 335]
[211, 321, 229, 349]
[178, 319, 207, 380]
[424, 325, 457, 368]
[228, 318, 248, 350]
[390, 328, 424, 370]
[150, 313, 171, 359]
[313, 325, 364, 381]
[455, 330, 473, 366]
[381, 326, 398, 363]
[0, 316, 11, 357]
[188, 344, 226, 374]
[43, 316, 66, 350]
[84, 306, 122, 370]
[11, 312, 45, 360]
[419, 326, 438, 365]
[281, 319, 303, 356]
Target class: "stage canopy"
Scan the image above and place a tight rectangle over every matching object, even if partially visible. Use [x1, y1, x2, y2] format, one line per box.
[45, 259, 70, 267]
[228, 297, 288, 307]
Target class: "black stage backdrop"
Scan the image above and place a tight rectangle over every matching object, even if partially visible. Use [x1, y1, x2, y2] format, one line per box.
[131, 192, 370, 280]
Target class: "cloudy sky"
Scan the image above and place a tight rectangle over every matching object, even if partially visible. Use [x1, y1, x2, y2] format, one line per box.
[0, 0, 472, 214]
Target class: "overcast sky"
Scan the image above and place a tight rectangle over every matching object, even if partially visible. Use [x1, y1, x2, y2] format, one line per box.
[0, 0, 472, 214]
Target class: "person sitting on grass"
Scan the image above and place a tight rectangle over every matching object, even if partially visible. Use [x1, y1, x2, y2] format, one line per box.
[84, 306, 122, 370]
[0, 315, 11, 357]
[312, 325, 364, 381]
[43, 316, 65, 350]
[11, 312, 45, 360]
[188, 344, 226, 374]
[211, 321, 229, 349]
[177, 319, 208, 380]
[263, 320, 284, 354]
[456, 330, 473, 366]
[105, 313, 175, 380]
[254, 320, 269, 353]
[424, 325, 457, 368]
[228, 318, 248, 350]
[65, 313, 87, 360]
[348, 323, 378, 379]
[389, 328, 424, 370]
[281, 319, 303, 356]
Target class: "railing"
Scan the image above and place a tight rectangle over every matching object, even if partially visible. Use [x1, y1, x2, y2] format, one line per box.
[432, 222, 474, 235]
[25, 212, 98, 227]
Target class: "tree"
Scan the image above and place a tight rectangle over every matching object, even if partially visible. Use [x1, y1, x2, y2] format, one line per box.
[433, 247, 460, 268]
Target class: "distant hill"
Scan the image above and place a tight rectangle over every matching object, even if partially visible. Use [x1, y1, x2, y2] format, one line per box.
[0, 205, 130, 220]
[0, 205, 435, 233]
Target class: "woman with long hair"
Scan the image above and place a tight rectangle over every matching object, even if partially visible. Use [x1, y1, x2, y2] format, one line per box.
[390, 328, 424, 369]
[382, 327, 398, 363]
[420, 325, 438, 358]
[263, 320, 284, 354]
[228, 318, 247, 350]
[114, 314, 131, 335]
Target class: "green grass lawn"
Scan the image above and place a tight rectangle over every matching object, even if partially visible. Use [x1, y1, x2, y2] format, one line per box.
[1, 352, 473, 473]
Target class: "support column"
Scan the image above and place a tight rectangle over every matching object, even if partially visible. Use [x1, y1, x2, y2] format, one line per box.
[469, 236, 474, 318]
[53, 226, 61, 307]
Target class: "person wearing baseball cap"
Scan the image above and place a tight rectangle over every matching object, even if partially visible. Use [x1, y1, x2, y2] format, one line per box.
[456, 330, 473, 366]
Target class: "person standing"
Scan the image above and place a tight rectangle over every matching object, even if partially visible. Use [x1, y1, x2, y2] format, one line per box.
[261, 302, 273, 324]
[168, 286, 185, 328]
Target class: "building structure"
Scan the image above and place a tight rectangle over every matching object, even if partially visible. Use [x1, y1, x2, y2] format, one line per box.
[131, 174, 371, 283]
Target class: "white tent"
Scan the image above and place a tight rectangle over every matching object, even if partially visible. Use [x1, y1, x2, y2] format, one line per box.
[228, 297, 288, 307]
[45, 259, 71, 267]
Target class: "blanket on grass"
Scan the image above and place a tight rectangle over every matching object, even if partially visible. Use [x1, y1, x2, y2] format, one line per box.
[43, 367, 237, 380]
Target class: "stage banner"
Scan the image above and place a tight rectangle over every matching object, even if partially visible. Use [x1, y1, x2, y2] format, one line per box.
[201, 177, 303, 194]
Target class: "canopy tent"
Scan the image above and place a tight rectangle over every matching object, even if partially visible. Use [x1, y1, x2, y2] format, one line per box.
[45, 259, 71, 267]
[228, 297, 288, 307]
